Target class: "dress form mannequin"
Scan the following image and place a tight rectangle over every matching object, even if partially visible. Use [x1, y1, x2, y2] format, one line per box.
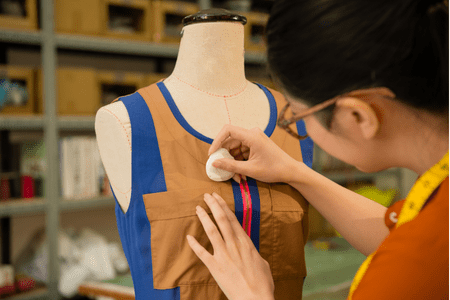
[95, 12, 270, 213]
[95, 10, 310, 299]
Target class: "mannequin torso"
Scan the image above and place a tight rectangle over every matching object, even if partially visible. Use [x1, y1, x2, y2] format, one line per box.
[95, 22, 270, 213]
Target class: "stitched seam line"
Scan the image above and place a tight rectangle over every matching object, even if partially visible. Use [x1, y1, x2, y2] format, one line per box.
[140, 87, 207, 166]
[224, 98, 231, 124]
[109, 180, 131, 194]
[102, 107, 132, 196]
[173, 75, 248, 98]
[103, 107, 132, 151]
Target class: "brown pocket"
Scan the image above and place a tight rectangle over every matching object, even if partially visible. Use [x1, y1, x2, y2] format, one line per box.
[270, 184, 309, 279]
[143, 186, 234, 289]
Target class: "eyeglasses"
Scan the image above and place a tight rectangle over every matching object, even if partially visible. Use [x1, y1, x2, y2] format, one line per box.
[277, 96, 340, 140]
[277, 89, 395, 140]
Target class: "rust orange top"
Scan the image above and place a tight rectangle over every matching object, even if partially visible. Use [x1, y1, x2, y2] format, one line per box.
[350, 178, 449, 299]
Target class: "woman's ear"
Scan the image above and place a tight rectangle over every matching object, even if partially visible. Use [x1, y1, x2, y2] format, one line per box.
[335, 98, 380, 139]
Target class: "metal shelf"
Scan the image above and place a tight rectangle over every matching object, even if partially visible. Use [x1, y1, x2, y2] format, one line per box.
[58, 116, 95, 130]
[56, 34, 180, 58]
[0, 30, 42, 45]
[0, 196, 115, 217]
[60, 196, 115, 212]
[0, 30, 267, 64]
[0, 198, 46, 217]
[0, 116, 44, 130]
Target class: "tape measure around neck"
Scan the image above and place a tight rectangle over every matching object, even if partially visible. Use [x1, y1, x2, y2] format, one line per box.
[348, 151, 449, 299]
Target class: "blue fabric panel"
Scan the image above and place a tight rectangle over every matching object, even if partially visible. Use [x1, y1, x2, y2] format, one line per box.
[231, 180, 244, 228]
[254, 83, 277, 138]
[246, 178, 261, 252]
[159, 81, 278, 144]
[157, 81, 213, 144]
[296, 120, 314, 168]
[114, 92, 180, 300]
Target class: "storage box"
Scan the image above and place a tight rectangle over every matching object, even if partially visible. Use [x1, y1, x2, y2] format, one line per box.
[151, 1, 199, 44]
[243, 12, 269, 53]
[37, 68, 148, 115]
[55, 0, 103, 35]
[36, 68, 99, 115]
[56, 0, 152, 41]
[58, 68, 100, 116]
[0, 0, 38, 31]
[102, 0, 152, 41]
[0, 66, 35, 115]
[97, 71, 146, 106]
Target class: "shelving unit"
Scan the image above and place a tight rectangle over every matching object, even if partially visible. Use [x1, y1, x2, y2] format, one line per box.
[0, 1, 414, 299]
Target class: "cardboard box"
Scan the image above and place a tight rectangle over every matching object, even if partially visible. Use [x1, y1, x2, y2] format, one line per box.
[58, 68, 100, 115]
[244, 12, 269, 53]
[44, 68, 100, 116]
[0, 66, 35, 115]
[151, 1, 199, 44]
[0, 0, 37, 31]
[102, 0, 152, 41]
[37, 68, 100, 115]
[55, 0, 103, 35]
[37, 68, 149, 115]
[97, 70, 146, 106]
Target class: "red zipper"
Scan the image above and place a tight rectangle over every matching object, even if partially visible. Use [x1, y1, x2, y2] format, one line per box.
[239, 176, 252, 237]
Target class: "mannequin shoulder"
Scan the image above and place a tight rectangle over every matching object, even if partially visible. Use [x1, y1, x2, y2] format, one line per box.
[95, 102, 131, 142]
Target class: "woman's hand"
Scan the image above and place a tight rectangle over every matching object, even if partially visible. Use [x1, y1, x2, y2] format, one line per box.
[187, 193, 275, 300]
[209, 125, 300, 183]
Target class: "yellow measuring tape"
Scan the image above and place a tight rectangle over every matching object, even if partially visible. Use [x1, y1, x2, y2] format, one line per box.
[348, 151, 449, 299]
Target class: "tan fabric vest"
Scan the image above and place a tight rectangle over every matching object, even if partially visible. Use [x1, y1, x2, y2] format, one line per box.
[127, 82, 309, 299]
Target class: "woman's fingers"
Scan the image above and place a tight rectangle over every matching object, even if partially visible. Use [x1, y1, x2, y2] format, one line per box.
[202, 194, 238, 248]
[186, 235, 214, 268]
[195, 204, 227, 253]
[213, 158, 251, 176]
[211, 193, 253, 244]
[209, 125, 253, 156]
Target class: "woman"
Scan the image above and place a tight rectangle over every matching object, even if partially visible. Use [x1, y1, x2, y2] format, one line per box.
[186, 0, 449, 299]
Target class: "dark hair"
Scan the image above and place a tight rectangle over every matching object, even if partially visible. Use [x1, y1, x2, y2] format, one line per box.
[266, 0, 449, 116]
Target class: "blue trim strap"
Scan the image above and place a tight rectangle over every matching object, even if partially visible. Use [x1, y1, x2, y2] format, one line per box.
[158, 81, 278, 144]
[247, 178, 261, 252]
[115, 92, 180, 300]
[231, 179, 261, 252]
[296, 120, 314, 168]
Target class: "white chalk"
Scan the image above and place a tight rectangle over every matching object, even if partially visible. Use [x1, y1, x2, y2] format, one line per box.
[206, 148, 235, 181]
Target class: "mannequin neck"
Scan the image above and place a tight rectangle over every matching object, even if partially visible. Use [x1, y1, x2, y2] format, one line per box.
[170, 22, 247, 96]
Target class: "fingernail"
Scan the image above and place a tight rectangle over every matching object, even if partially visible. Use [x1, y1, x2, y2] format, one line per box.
[204, 194, 212, 203]
[186, 235, 193, 241]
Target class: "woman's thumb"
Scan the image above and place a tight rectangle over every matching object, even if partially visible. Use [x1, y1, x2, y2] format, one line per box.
[212, 158, 247, 175]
